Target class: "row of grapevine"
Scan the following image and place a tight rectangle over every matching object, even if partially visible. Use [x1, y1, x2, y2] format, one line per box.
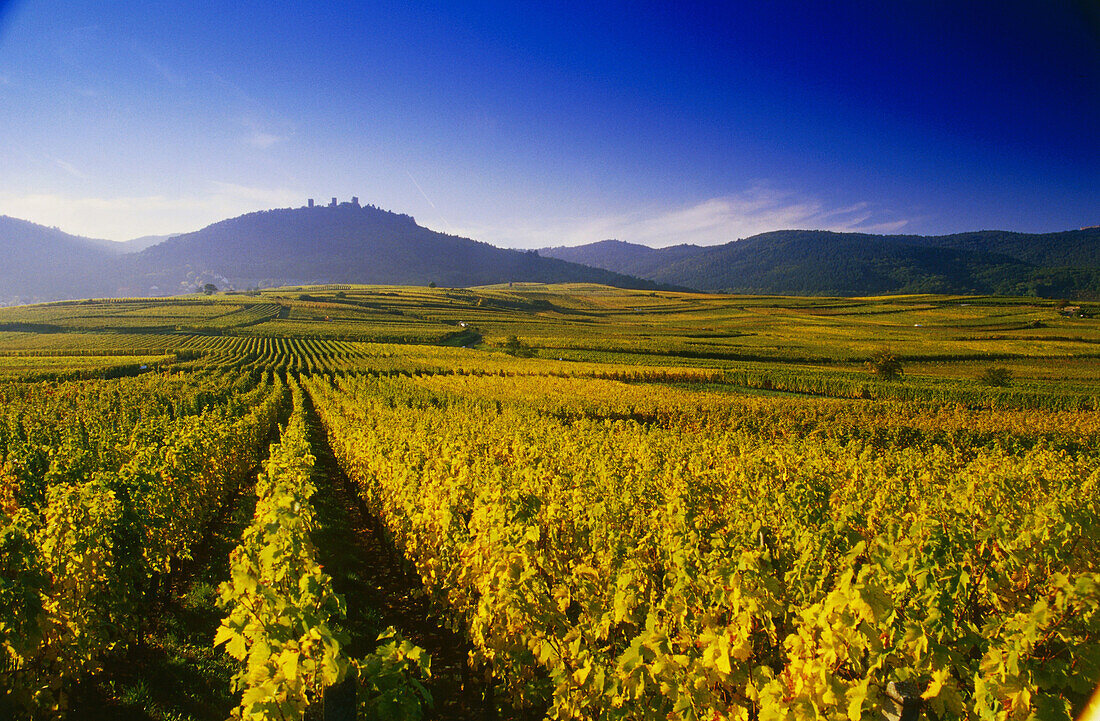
[407, 373, 1100, 454]
[0, 348, 179, 358]
[215, 379, 350, 718]
[197, 303, 284, 330]
[458, 362, 1100, 412]
[0, 370, 258, 510]
[182, 332, 1099, 412]
[711, 366, 1100, 411]
[0, 373, 286, 716]
[307, 373, 1100, 721]
[179, 337, 386, 375]
[0, 357, 175, 384]
[215, 379, 432, 720]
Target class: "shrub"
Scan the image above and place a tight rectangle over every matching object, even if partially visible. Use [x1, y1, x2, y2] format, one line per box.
[501, 335, 537, 358]
[979, 366, 1013, 387]
[866, 350, 903, 380]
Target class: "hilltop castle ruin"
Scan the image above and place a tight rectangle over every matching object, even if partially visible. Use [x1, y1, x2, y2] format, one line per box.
[307, 196, 359, 208]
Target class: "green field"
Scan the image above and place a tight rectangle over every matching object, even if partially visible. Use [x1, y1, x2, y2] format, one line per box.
[1, 285, 1098, 369]
[1, 285, 1097, 720]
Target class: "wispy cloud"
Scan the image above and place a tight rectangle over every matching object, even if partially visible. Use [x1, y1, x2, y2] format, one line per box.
[52, 158, 88, 180]
[247, 131, 287, 149]
[208, 181, 300, 205]
[242, 118, 291, 149]
[133, 43, 184, 86]
[0, 183, 302, 240]
[451, 185, 911, 248]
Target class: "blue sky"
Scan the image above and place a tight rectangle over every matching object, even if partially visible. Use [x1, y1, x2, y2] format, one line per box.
[0, 0, 1097, 246]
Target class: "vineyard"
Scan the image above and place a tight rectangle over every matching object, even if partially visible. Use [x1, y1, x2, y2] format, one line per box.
[0, 284, 1097, 720]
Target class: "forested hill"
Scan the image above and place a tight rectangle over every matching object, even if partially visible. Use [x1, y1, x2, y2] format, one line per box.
[0, 203, 667, 304]
[538, 239, 706, 280]
[116, 203, 667, 295]
[4, 205, 1098, 305]
[540, 228, 1100, 298]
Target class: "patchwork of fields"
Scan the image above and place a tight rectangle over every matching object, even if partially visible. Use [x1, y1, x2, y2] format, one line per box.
[0, 285, 1097, 720]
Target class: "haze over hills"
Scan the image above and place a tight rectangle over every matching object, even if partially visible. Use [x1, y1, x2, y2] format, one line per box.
[540, 229, 1100, 298]
[115, 234, 179, 254]
[0, 202, 667, 305]
[0, 215, 179, 305]
[81, 233, 177, 255]
[538, 240, 706, 280]
[0, 215, 121, 304]
[3, 201, 1099, 306]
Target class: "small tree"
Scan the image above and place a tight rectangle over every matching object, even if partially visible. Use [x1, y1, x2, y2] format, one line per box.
[202, 283, 218, 295]
[979, 366, 1013, 387]
[501, 335, 536, 358]
[428, 281, 437, 288]
[866, 350, 903, 380]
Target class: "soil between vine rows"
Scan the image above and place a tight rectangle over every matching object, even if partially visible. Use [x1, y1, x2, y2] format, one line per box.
[66, 391, 507, 721]
[302, 392, 499, 720]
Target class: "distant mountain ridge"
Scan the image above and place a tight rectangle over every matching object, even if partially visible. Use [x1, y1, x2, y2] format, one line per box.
[0, 215, 196, 305]
[0, 215, 119, 304]
[0, 203, 667, 305]
[3, 204, 1099, 306]
[539, 239, 706, 279]
[81, 233, 175, 254]
[540, 228, 1100, 298]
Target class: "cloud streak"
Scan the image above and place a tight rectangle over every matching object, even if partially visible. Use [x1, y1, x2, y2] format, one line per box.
[0, 181, 911, 249]
[133, 43, 184, 86]
[52, 158, 88, 180]
[247, 131, 287, 149]
[242, 118, 292, 149]
[452, 185, 911, 248]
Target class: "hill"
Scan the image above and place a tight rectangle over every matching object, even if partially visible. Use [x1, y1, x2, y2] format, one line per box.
[117, 202, 666, 295]
[898, 229, 1100, 268]
[83, 233, 176, 255]
[5, 204, 1099, 305]
[117, 234, 177, 253]
[0, 215, 118, 305]
[537, 239, 705, 279]
[540, 228, 1100, 298]
[0, 203, 667, 304]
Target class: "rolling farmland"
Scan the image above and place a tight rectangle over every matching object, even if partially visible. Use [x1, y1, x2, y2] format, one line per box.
[1, 284, 1097, 720]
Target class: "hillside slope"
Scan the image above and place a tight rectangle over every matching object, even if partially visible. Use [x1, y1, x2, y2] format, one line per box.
[6, 206, 1098, 304]
[0, 216, 118, 304]
[117, 202, 666, 295]
[537, 239, 704, 278]
[541, 228, 1100, 298]
[0, 204, 667, 304]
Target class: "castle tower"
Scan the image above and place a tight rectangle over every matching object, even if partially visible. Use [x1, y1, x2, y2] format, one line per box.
[330, 197, 337, 207]
[308, 198, 314, 208]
